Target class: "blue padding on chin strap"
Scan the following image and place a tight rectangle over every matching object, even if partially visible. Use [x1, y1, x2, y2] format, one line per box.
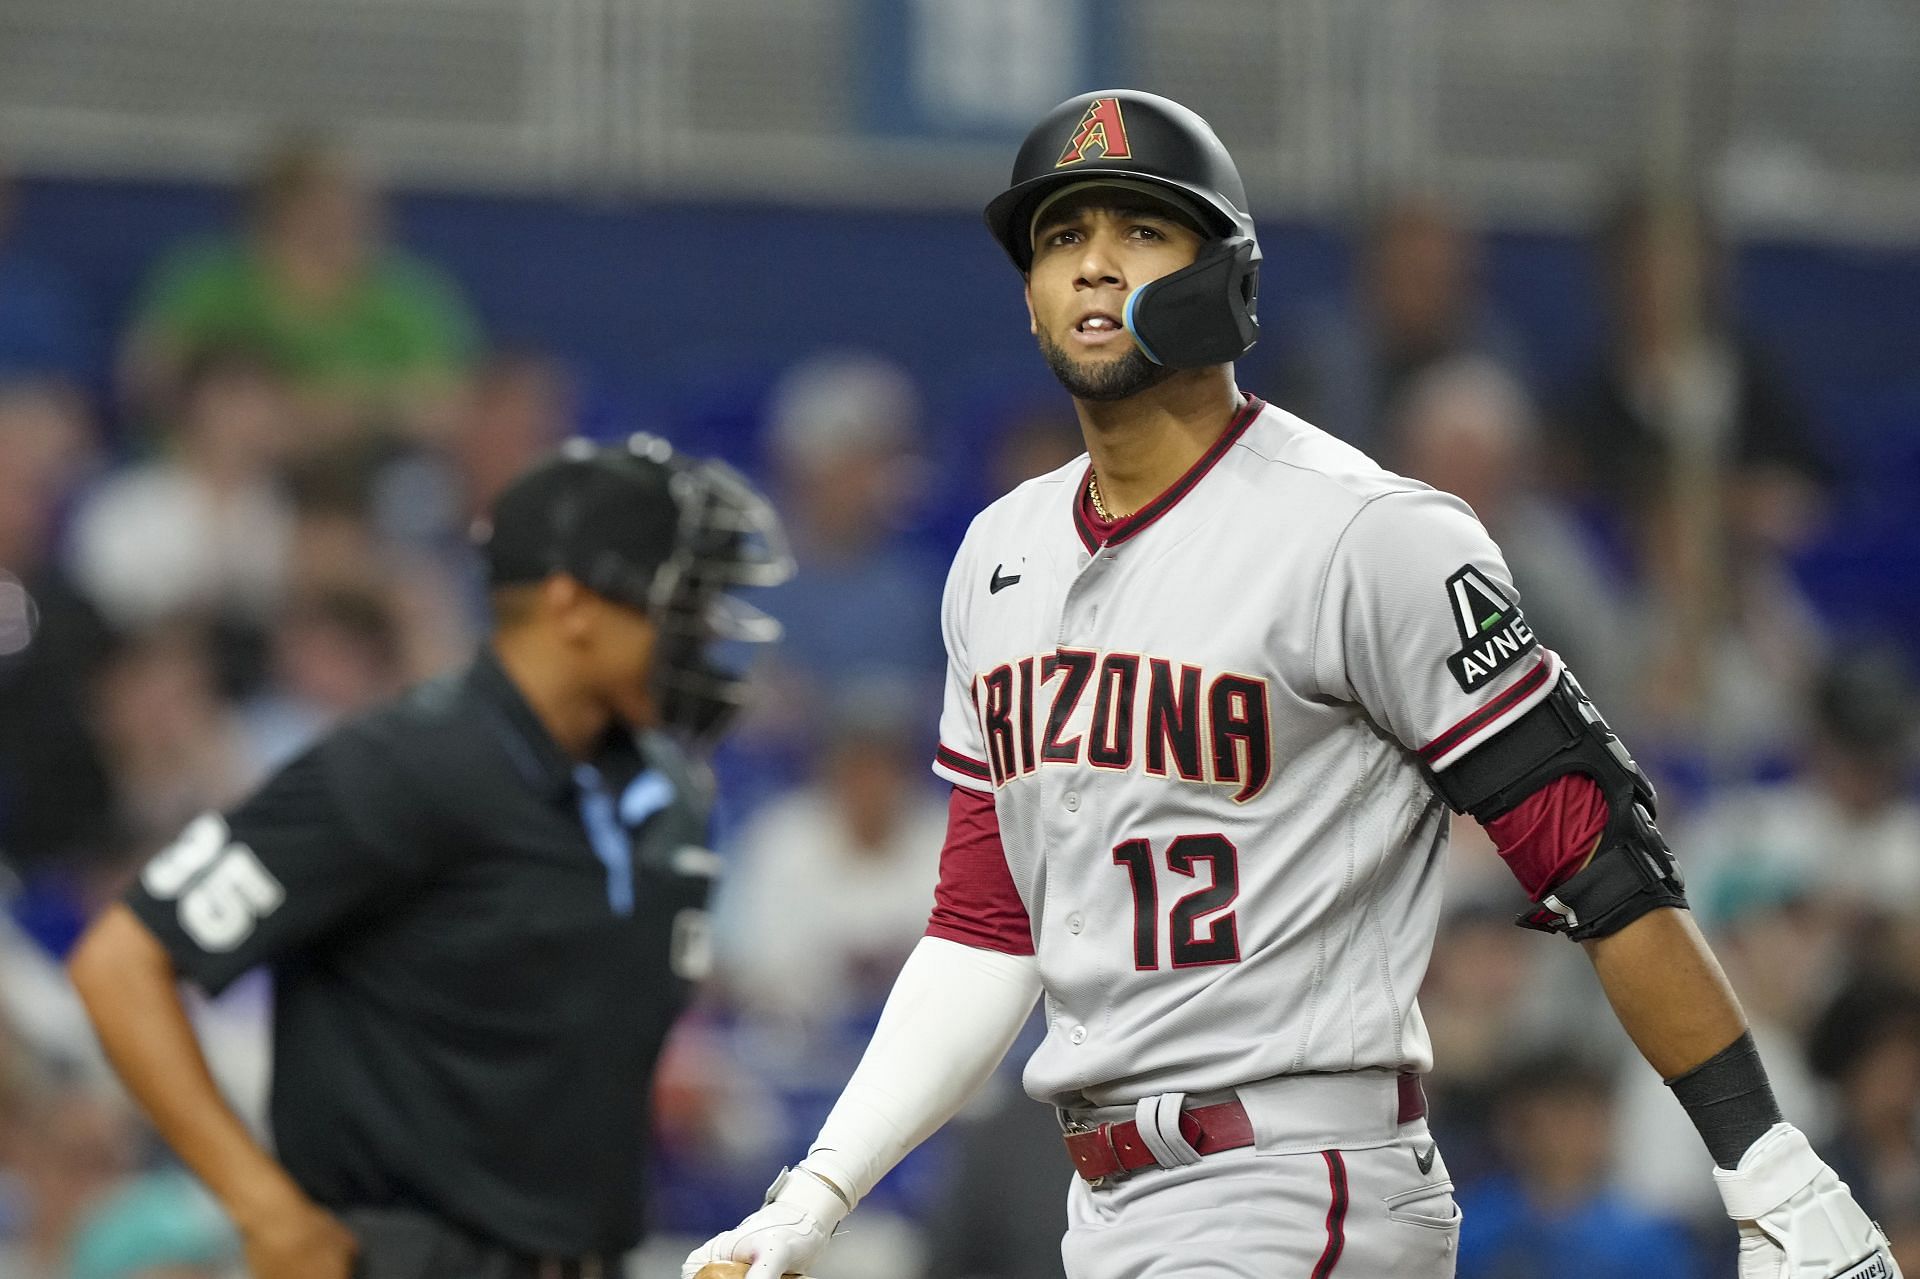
[1123, 285, 1164, 365]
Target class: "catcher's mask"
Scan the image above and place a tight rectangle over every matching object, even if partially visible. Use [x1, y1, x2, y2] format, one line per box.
[481, 433, 795, 742]
[984, 89, 1261, 369]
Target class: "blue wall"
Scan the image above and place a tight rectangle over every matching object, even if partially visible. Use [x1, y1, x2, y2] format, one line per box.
[11, 176, 1919, 638]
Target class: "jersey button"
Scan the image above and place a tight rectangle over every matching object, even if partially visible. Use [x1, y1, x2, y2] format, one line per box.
[1067, 913, 1083, 934]
[1070, 1025, 1088, 1045]
[1063, 791, 1080, 812]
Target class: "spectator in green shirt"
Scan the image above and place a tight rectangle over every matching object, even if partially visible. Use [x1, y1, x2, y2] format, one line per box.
[122, 135, 482, 448]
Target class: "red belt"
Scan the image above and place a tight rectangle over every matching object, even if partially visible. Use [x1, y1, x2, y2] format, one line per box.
[1063, 1072, 1427, 1184]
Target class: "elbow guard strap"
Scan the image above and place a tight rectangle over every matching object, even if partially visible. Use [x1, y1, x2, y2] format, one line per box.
[1425, 669, 1687, 940]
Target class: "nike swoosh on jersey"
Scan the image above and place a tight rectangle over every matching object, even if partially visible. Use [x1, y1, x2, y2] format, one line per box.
[1414, 1142, 1438, 1175]
[989, 565, 1022, 593]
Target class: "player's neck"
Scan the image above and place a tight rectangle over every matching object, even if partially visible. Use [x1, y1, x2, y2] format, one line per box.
[1075, 368, 1242, 518]
[491, 633, 616, 762]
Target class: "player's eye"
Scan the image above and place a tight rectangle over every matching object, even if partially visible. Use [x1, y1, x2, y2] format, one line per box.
[1041, 228, 1082, 248]
[1129, 224, 1166, 241]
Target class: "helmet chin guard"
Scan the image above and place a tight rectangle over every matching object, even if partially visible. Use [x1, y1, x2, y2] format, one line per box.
[1122, 237, 1261, 368]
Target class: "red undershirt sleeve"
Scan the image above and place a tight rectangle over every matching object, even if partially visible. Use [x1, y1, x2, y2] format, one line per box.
[1483, 771, 1610, 901]
[925, 785, 1035, 956]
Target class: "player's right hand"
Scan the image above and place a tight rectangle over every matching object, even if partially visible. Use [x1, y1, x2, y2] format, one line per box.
[1714, 1123, 1901, 1279]
[681, 1204, 824, 1279]
[682, 1164, 850, 1279]
[237, 1194, 359, 1279]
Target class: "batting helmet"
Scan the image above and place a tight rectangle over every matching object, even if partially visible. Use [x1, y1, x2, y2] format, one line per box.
[481, 434, 794, 741]
[983, 90, 1260, 369]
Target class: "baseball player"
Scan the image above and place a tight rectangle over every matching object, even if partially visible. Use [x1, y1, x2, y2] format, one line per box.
[686, 90, 1896, 1279]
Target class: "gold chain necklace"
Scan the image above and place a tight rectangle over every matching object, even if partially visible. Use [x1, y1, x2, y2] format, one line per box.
[1087, 472, 1127, 521]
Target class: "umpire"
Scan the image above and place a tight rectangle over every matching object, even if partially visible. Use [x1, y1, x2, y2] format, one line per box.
[70, 435, 793, 1279]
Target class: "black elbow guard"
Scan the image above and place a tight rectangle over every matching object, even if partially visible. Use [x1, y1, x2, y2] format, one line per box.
[1424, 668, 1687, 941]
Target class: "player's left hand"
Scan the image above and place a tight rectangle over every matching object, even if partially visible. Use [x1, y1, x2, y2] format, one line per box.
[1715, 1123, 1901, 1279]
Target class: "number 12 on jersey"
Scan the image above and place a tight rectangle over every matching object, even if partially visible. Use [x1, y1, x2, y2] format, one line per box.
[1111, 833, 1241, 969]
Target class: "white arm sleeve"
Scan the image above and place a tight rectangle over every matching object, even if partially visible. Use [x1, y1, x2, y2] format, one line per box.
[799, 935, 1042, 1206]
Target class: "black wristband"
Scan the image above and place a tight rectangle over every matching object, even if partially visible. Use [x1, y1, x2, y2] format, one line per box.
[1665, 1031, 1785, 1169]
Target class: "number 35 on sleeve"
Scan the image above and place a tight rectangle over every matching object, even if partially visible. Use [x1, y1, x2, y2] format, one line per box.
[141, 813, 287, 952]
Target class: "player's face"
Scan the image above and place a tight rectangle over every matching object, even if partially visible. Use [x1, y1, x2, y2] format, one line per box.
[1025, 197, 1205, 401]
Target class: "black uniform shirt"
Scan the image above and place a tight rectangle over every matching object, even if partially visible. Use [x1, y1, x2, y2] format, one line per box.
[127, 649, 717, 1256]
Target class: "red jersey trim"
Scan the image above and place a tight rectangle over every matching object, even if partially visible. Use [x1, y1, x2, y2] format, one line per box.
[1418, 653, 1554, 769]
[934, 743, 992, 782]
[1071, 394, 1265, 554]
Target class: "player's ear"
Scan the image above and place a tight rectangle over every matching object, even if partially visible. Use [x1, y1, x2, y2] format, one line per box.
[546, 575, 594, 642]
[1024, 281, 1037, 336]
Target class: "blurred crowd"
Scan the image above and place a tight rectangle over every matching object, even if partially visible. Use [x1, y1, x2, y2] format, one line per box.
[0, 135, 1913, 1279]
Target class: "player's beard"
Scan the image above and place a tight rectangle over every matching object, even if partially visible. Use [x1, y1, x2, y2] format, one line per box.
[1037, 329, 1176, 402]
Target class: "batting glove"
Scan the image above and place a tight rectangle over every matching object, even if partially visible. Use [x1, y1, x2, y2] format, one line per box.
[1714, 1123, 1901, 1279]
[681, 1164, 851, 1279]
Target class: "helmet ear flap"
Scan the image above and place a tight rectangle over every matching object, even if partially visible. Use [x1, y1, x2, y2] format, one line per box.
[1123, 237, 1261, 368]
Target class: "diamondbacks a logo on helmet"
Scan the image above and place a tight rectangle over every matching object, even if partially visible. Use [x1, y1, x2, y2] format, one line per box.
[1056, 98, 1132, 167]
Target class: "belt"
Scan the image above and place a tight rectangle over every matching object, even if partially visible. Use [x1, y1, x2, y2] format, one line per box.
[1063, 1071, 1427, 1185]
[340, 1207, 621, 1279]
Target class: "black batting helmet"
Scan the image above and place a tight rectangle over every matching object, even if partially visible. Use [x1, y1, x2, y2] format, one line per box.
[984, 90, 1260, 369]
[481, 434, 794, 741]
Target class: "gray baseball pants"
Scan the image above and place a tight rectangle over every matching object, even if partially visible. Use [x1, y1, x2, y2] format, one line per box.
[1056, 1075, 1458, 1279]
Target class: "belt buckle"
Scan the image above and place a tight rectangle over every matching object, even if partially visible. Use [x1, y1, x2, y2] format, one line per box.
[1061, 1118, 1109, 1189]
[1067, 1118, 1127, 1188]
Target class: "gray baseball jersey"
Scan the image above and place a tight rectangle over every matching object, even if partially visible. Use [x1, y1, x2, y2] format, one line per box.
[930, 395, 1557, 1108]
